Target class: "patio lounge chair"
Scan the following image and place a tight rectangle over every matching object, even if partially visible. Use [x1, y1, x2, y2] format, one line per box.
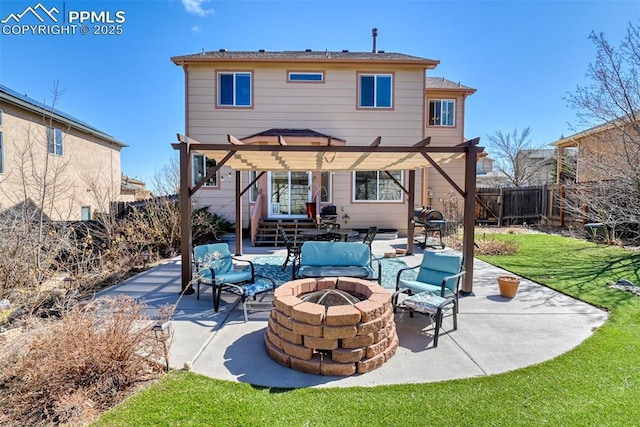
[194, 243, 275, 321]
[392, 251, 465, 347]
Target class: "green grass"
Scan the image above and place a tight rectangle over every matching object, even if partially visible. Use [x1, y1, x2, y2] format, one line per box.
[95, 233, 640, 426]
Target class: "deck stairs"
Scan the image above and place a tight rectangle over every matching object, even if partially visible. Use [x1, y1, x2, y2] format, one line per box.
[254, 218, 316, 246]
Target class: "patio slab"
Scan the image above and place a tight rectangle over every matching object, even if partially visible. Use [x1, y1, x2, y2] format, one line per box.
[98, 238, 608, 388]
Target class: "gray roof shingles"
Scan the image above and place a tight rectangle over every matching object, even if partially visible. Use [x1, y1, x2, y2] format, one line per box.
[172, 50, 438, 64]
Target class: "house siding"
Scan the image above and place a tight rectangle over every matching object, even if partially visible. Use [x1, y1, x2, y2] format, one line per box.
[182, 59, 471, 234]
[0, 101, 122, 221]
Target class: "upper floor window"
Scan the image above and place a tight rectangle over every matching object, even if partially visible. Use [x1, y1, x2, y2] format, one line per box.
[353, 170, 403, 202]
[428, 99, 455, 126]
[217, 71, 252, 107]
[288, 72, 324, 82]
[193, 154, 217, 187]
[358, 73, 393, 108]
[47, 127, 63, 156]
[0, 131, 4, 174]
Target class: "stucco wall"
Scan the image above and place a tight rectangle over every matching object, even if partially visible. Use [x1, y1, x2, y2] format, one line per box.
[0, 102, 122, 221]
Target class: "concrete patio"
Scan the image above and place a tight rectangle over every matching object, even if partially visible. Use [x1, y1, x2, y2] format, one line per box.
[98, 237, 608, 389]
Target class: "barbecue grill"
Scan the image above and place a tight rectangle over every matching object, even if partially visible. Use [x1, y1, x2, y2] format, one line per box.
[319, 205, 340, 230]
[413, 208, 446, 249]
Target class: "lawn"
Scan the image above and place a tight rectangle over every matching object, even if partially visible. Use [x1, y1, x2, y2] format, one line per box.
[95, 233, 640, 426]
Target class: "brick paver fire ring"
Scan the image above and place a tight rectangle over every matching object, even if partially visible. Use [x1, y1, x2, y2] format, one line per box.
[264, 277, 399, 376]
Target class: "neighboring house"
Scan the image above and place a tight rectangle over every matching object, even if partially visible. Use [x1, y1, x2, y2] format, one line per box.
[550, 120, 635, 184]
[121, 174, 153, 202]
[519, 148, 556, 186]
[0, 84, 126, 221]
[171, 44, 475, 236]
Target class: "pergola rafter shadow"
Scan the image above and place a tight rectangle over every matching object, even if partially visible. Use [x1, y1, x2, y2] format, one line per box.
[172, 134, 483, 294]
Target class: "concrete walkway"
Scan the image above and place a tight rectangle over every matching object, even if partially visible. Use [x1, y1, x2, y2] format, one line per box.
[98, 238, 608, 388]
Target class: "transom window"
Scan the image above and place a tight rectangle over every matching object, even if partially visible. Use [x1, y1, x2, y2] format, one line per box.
[193, 154, 217, 187]
[47, 127, 63, 156]
[353, 171, 403, 202]
[428, 99, 455, 126]
[358, 73, 393, 108]
[217, 71, 252, 107]
[288, 72, 324, 82]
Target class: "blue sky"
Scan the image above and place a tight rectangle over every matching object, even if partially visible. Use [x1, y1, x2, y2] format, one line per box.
[1, 0, 638, 185]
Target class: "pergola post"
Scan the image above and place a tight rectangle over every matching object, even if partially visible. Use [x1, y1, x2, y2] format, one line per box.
[407, 170, 415, 254]
[235, 170, 243, 255]
[179, 141, 194, 294]
[462, 143, 479, 293]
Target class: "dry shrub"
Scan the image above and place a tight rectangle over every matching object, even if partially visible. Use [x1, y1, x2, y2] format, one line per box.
[475, 238, 519, 255]
[0, 296, 165, 427]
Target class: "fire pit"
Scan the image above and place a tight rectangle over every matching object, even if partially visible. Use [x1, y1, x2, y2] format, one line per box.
[264, 277, 398, 376]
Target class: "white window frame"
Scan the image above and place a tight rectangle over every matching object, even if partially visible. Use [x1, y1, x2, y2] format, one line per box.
[358, 73, 393, 109]
[288, 71, 324, 83]
[193, 154, 218, 187]
[248, 170, 259, 202]
[352, 170, 404, 202]
[47, 127, 63, 156]
[428, 99, 456, 127]
[316, 171, 332, 203]
[217, 71, 252, 107]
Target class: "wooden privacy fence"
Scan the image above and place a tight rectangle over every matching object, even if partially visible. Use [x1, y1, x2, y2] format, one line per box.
[475, 185, 578, 226]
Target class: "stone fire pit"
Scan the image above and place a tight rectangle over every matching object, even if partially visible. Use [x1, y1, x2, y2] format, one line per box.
[264, 277, 398, 376]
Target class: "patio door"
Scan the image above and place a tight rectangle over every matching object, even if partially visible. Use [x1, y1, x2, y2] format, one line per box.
[268, 171, 311, 217]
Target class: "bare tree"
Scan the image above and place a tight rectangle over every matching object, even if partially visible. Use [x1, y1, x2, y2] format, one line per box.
[151, 154, 180, 196]
[486, 127, 548, 187]
[563, 21, 640, 242]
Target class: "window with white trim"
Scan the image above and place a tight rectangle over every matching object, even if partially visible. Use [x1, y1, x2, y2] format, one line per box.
[193, 154, 217, 187]
[217, 71, 252, 106]
[47, 127, 63, 156]
[358, 73, 392, 108]
[248, 171, 259, 202]
[428, 99, 455, 126]
[353, 171, 403, 202]
[317, 171, 332, 203]
[288, 72, 324, 82]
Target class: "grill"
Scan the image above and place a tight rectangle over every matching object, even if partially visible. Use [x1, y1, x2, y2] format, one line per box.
[319, 205, 340, 230]
[413, 208, 446, 249]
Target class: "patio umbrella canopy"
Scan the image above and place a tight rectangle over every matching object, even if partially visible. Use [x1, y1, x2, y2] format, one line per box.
[172, 134, 483, 294]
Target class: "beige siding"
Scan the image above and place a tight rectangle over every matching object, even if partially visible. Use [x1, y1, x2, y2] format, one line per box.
[185, 62, 469, 233]
[0, 102, 122, 221]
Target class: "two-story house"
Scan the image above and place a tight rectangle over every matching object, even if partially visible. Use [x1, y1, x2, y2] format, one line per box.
[170, 47, 475, 244]
[0, 84, 126, 221]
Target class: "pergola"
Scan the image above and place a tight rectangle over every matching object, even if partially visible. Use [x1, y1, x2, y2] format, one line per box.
[172, 134, 483, 294]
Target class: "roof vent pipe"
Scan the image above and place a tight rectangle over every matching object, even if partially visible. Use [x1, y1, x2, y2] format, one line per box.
[372, 28, 378, 53]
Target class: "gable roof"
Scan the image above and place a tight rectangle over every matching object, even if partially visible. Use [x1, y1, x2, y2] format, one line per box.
[0, 84, 127, 148]
[171, 50, 439, 68]
[426, 77, 476, 94]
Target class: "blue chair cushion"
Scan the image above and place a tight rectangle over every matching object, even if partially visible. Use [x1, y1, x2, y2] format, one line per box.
[398, 280, 455, 297]
[198, 269, 252, 286]
[301, 242, 370, 267]
[403, 292, 454, 313]
[243, 279, 275, 297]
[414, 251, 462, 293]
[194, 243, 233, 275]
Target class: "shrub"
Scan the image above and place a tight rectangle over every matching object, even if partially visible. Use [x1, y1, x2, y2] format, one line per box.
[0, 296, 166, 426]
[475, 238, 519, 255]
